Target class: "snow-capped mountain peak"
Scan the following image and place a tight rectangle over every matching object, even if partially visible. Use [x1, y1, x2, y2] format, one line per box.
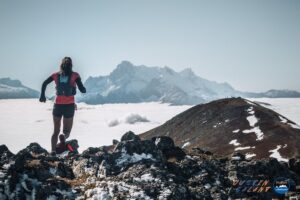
[0, 78, 39, 99]
[80, 61, 300, 105]
[81, 61, 237, 105]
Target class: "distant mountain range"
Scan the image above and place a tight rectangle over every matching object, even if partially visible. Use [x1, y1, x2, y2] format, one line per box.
[79, 61, 300, 105]
[0, 78, 39, 99]
[1, 61, 300, 103]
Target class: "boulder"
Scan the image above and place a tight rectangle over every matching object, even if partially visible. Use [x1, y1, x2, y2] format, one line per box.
[289, 157, 300, 176]
[23, 142, 49, 155]
[152, 136, 175, 151]
[0, 145, 14, 165]
[120, 131, 140, 142]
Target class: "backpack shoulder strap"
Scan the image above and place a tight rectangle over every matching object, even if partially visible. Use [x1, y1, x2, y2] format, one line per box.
[57, 73, 61, 86]
[65, 72, 75, 86]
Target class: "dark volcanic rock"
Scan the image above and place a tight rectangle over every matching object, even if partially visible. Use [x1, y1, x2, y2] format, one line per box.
[120, 130, 141, 142]
[1, 131, 300, 199]
[24, 142, 49, 155]
[140, 97, 300, 160]
[152, 136, 175, 151]
[0, 145, 14, 165]
[290, 157, 300, 175]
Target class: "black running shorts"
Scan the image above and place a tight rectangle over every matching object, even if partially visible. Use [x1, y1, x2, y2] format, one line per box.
[52, 103, 75, 118]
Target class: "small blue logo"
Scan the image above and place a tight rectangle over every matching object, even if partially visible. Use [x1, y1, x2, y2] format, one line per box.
[273, 177, 290, 195]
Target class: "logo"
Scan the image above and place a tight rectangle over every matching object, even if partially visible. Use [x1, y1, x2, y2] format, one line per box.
[232, 179, 272, 193]
[272, 177, 290, 195]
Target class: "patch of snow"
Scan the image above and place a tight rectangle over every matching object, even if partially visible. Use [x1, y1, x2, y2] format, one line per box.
[243, 107, 264, 140]
[247, 107, 255, 115]
[279, 116, 288, 123]
[204, 183, 211, 189]
[133, 173, 160, 183]
[235, 146, 252, 151]
[242, 127, 264, 141]
[158, 188, 172, 200]
[245, 153, 256, 159]
[182, 142, 191, 148]
[155, 137, 161, 145]
[140, 173, 155, 182]
[231, 156, 241, 160]
[269, 145, 289, 162]
[246, 108, 257, 126]
[225, 119, 230, 123]
[115, 148, 156, 166]
[232, 129, 240, 133]
[213, 122, 222, 128]
[2, 162, 13, 170]
[229, 139, 241, 146]
[49, 168, 57, 176]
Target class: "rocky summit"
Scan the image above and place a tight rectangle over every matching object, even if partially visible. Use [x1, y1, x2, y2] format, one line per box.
[141, 97, 300, 160]
[1, 132, 300, 199]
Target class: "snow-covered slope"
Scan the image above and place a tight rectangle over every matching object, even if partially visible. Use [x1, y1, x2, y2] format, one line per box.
[80, 61, 237, 105]
[0, 78, 39, 99]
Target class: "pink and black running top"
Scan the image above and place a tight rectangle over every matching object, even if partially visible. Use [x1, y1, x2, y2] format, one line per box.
[40, 71, 86, 104]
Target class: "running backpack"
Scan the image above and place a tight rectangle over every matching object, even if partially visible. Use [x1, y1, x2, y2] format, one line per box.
[56, 73, 76, 96]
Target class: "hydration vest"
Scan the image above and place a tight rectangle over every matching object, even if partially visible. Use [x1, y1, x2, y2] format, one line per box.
[56, 73, 77, 96]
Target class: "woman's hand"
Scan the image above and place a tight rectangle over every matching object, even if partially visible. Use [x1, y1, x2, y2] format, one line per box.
[39, 95, 46, 103]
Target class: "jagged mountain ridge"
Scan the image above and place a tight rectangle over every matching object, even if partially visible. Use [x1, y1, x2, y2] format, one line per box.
[0, 78, 39, 99]
[80, 61, 300, 105]
[140, 98, 300, 160]
[80, 61, 237, 105]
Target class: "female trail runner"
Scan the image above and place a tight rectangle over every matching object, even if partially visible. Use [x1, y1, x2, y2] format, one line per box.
[39, 57, 86, 155]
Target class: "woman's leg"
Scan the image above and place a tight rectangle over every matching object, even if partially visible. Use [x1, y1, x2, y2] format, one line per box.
[63, 117, 73, 139]
[51, 116, 61, 152]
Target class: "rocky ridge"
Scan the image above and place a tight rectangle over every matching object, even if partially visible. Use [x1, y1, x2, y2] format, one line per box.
[1, 132, 300, 199]
[141, 97, 300, 160]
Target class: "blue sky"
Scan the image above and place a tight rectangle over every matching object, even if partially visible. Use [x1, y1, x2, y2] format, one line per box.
[0, 0, 299, 92]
